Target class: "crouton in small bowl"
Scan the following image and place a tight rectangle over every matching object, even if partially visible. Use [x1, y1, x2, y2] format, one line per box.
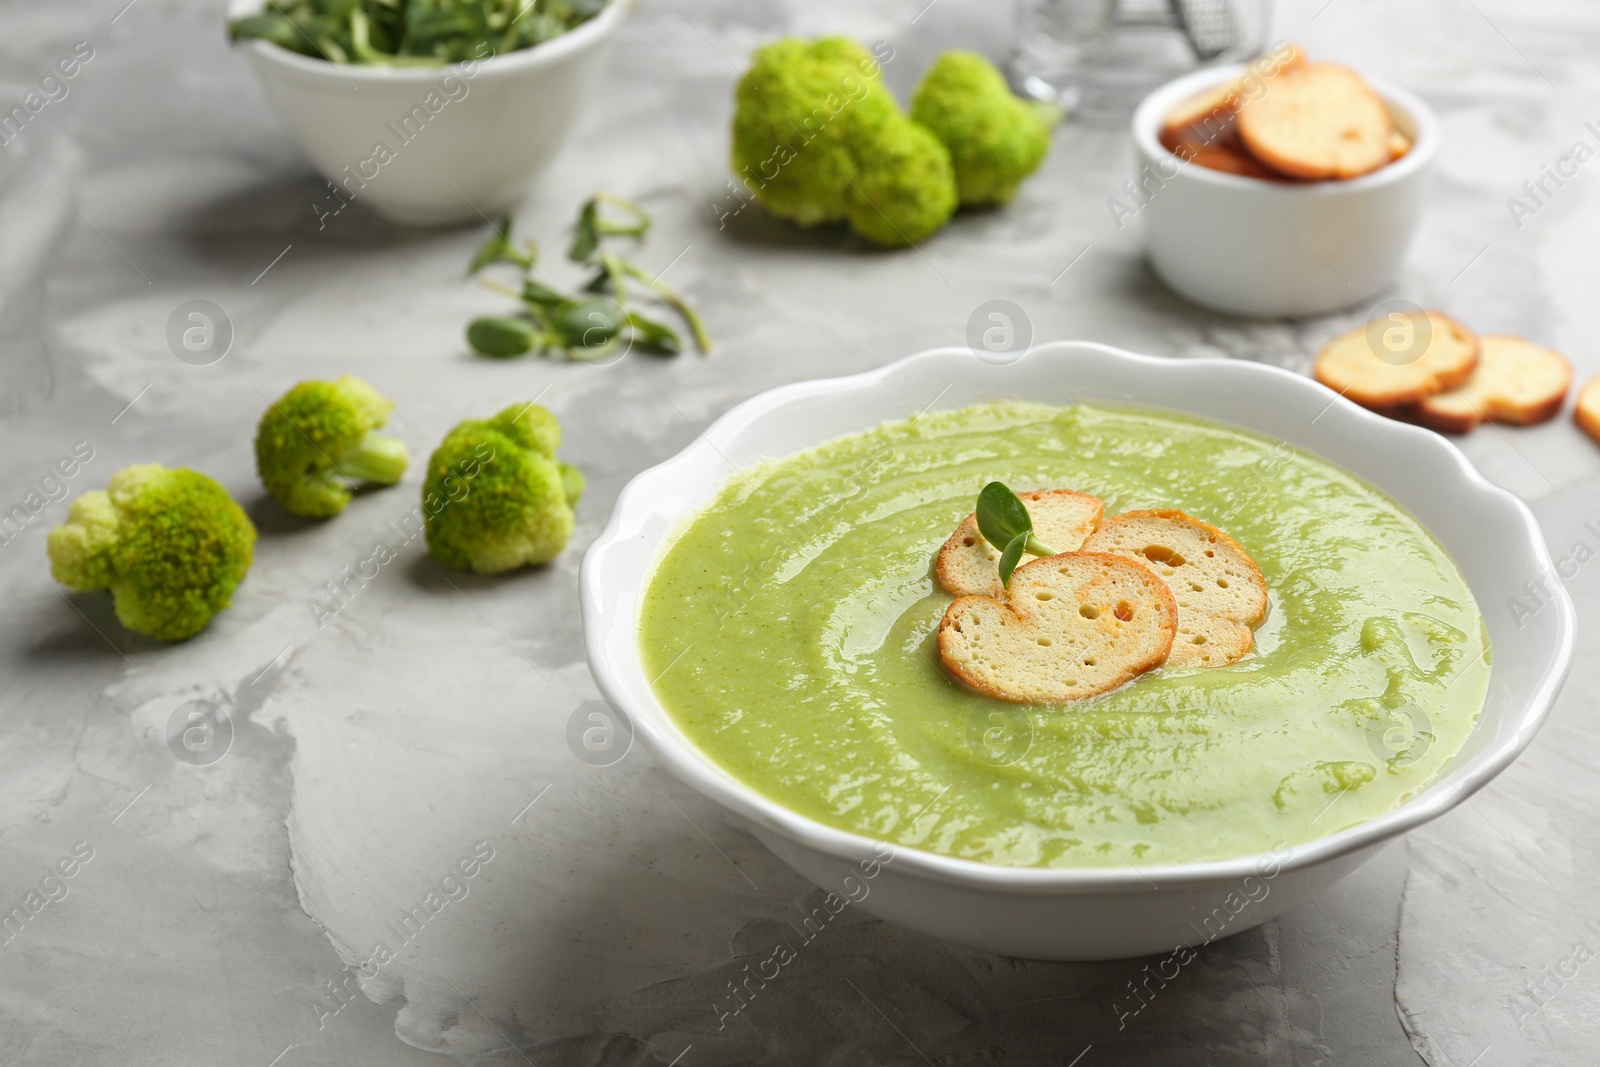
[581, 342, 1570, 960]
[1130, 59, 1439, 318]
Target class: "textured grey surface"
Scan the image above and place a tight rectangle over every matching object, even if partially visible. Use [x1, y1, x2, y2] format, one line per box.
[0, 0, 1596, 1063]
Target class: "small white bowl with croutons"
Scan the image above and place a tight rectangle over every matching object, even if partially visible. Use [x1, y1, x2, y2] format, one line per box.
[1130, 61, 1439, 318]
[227, 0, 627, 226]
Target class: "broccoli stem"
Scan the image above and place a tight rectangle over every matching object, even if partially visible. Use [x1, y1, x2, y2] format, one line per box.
[336, 432, 410, 486]
[1027, 99, 1065, 130]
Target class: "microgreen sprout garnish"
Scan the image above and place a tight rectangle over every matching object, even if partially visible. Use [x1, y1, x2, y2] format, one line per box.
[467, 217, 535, 274]
[463, 194, 710, 361]
[976, 481, 1054, 587]
[569, 192, 649, 260]
[229, 0, 607, 67]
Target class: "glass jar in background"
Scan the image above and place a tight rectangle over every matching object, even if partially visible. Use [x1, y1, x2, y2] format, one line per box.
[1012, 0, 1275, 125]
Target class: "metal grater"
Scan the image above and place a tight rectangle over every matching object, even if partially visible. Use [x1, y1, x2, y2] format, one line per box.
[1169, 0, 1240, 60]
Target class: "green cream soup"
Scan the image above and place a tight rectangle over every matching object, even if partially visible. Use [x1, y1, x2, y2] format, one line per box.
[640, 402, 1489, 868]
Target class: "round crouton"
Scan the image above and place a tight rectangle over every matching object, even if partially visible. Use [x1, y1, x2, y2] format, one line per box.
[938, 551, 1176, 703]
[1083, 509, 1268, 669]
[935, 488, 1104, 599]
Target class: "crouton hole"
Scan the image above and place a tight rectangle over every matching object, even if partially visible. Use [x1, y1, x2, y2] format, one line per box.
[1142, 545, 1186, 567]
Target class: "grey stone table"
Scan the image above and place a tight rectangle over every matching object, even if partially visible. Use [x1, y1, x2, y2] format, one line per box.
[1, 0, 1595, 1063]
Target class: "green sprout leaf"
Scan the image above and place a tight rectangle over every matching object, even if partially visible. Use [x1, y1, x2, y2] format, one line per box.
[597, 251, 629, 302]
[466, 316, 537, 358]
[975, 481, 1054, 587]
[553, 299, 624, 354]
[227, 0, 603, 66]
[568, 193, 652, 262]
[975, 481, 1029, 550]
[463, 192, 709, 365]
[619, 259, 710, 353]
[228, 13, 304, 49]
[625, 310, 682, 356]
[468, 216, 534, 274]
[521, 278, 568, 308]
[569, 198, 601, 262]
[997, 532, 1029, 589]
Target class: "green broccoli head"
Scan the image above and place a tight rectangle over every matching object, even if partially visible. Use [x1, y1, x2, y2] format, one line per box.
[910, 51, 1053, 207]
[732, 36, 958, 246]
[848, 113, 960, 247]
[47, 464, 256, 641]
[423, 403, 581, 574]
[255, 375, 410, 519]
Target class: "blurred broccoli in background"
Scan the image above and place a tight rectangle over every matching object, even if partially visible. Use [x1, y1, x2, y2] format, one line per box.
[47, 465, 257, 641]
[911, 51, 1055, 208]
[731, 37, 957, 247]
[423, 403, 583, 574]
[845, 111, 961, 248]
[255, 376, 409, 519]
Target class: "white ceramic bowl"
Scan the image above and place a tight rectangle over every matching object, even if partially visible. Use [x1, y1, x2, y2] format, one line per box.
[1131, 65, 1439, 318]
[228, 0, 626, 226]
[581, 342, 1572, 961]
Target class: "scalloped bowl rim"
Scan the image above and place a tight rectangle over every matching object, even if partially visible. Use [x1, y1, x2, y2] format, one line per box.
[580, 342, 1574, 894]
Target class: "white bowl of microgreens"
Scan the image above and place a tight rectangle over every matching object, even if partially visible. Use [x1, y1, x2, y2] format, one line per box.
[227, 0, 625, 226]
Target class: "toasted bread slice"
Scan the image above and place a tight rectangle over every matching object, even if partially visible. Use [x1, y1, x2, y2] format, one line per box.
[1388, 129, 1412, 160]
[1161, 43, 1307, 142]
[938, 552, 1177, 703]
[1083, 509, 1268, 669]
[936, 489, 1104, 598]
[1264, 42, 1308, 78]
[1414, 335, 1572, 434]
[1163, 81, 1243, 141]
[1236, 63, 1393, 180]
[1162, 126, 1286, 180]
[1173, 612, 1256, 669]
[1314, 311, 1479, 408]
[1574, 376, 1600, 445]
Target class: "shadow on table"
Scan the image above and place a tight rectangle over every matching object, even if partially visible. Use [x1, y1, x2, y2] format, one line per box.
[244, 485, 400, 538]
[165, 168, 477, 271]
[712, 198, 908, 256]
[27, 587, 161, 664]
[489, 807, 1298, 1066]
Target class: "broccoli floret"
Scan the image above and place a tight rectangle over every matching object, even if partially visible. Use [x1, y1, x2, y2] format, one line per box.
[557, 461, 585, 506]
[423, 403, 582, 574]
[911, 51, 1053, 207]
[47, 464, 256, 641]
[847, 113, 960, 247]
[255, 375, 410, 519]
[732, 36, 958, 246]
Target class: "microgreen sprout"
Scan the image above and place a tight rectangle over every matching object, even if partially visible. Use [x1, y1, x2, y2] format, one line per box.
[464, 195, 710, 361]
[569, 192, 650, 260]
[229, 0, 607, 67]
[976, 481, 1054, 587]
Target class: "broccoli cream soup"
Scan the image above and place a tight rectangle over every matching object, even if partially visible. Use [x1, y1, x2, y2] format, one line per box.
[639, 402, 1488, 868]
